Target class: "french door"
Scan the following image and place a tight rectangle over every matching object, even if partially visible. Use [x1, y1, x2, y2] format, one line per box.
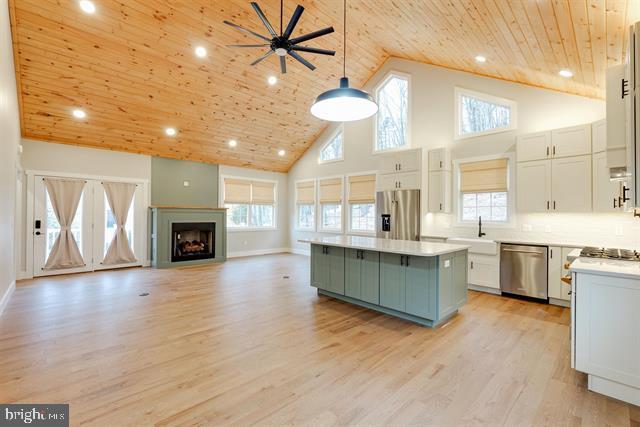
[33, 176, 143, 277]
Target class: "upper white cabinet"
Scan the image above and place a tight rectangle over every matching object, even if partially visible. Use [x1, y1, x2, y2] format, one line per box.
[517, 159, 552, 212]
[593, 151, 623, 212]
[377, 149, 421, 175]
[377, 171, 420, 191]
[551, 155, 592, 212]
[516, 131, 551, 162]
[592, 119, 607, 153]
[517, 124, 591, 162]
[606, 64, 628, 171]
[551, 124, 592, 158]
[427, 147, 451, 171]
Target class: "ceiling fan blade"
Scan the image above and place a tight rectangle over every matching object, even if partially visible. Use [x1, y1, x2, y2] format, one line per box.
[223, 20, 271, 42]
[282, 5, 304, 39]
[250, 49, 275, 66]
[227, 44, 271, 48]
[280, 55, 287, 74]
[289, 27, 334, 45]
[250, 2, 278, 38]
[288, 51, 316, 71]
[290, 45, 336, 56]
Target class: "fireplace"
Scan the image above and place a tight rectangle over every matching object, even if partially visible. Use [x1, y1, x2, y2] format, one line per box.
[171, 222, 215, 262]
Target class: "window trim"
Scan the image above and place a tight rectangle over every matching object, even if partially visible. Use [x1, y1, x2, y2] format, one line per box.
[452, 153, 516, 229]
[454, 87, 517, 141]
[318, 174, 344, 233]
[294, 178, 317, 231]
[373, 70, 412, 154]
[318, 126, 344, 164]
[346, 171, 377, 236]
[220, 174, 278, 232]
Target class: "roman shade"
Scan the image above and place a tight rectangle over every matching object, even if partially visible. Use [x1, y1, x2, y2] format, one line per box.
[319, 177, 343, 204]
[223, 178, 252, 204]
[251, 181, 275, 204]
[348, 174, 376, 203]
[296, 180, 315, 204]
[460, 158, 508, 192]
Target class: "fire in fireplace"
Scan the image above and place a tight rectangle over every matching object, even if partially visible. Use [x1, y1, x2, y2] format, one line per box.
[171, 222, 215, 262]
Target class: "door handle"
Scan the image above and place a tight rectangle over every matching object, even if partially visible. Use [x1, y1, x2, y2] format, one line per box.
[400, 255, 404, 266]
[502, 249, 544, 255]
[35, 231, 41, 236]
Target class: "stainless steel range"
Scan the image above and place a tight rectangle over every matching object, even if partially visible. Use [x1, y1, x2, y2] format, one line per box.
[579, 247, 640, 261]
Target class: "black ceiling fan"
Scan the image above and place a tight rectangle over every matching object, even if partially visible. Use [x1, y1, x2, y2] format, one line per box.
[224, 1, 335, 73]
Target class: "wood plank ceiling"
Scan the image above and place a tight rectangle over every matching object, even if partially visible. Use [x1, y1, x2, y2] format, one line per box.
[8, 0, 635, 172]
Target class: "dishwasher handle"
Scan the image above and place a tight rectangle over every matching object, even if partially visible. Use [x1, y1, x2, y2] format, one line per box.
[502, 248, 545, 255]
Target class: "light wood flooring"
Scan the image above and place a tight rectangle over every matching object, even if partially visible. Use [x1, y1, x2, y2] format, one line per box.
[1, 253, 639, 426]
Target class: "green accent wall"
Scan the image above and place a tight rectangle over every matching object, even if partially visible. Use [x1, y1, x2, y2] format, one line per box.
[151, 157, 218, 206]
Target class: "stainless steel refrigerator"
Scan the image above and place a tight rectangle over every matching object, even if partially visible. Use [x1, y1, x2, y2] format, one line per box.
[375, 189, 421, 241]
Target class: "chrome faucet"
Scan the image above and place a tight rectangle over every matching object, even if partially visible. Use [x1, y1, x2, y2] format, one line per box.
[478, 216, 486, 238]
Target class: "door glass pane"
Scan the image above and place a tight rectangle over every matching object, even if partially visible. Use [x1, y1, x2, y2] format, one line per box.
[45, 190, 83, 260]
[104, 193, 135, 257]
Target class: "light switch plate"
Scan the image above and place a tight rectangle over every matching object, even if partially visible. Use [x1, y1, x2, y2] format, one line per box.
[615, 226, 624, 236]
[545, 225, 552, 233]
[183, 180, 190, 187]
[444, 260, 451, 268]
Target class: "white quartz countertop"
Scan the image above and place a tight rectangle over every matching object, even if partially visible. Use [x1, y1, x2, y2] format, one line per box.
[571, 258, 640, 279]
[298, 235, 469, 256]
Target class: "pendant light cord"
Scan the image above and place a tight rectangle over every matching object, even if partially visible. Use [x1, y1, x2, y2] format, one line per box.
[343, 0, 347, 78]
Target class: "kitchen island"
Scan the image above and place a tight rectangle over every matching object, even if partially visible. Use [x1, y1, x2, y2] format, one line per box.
[299, 235, 469, 327]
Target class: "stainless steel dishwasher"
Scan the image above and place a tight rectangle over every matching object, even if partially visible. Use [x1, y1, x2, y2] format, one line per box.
[500, 244, 548, 300]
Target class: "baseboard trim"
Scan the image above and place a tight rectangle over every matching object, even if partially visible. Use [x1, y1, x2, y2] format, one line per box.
[468, 284, 501, 295]
[228, 247, 291, 259]
[289, 247, 310, 256]
[0, 280, 16, 317]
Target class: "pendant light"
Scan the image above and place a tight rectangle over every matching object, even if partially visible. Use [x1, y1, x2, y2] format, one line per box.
[310, 0, 378, 122]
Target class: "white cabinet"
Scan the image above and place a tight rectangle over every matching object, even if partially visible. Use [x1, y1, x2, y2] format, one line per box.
[516, 159, 551, 212]
[551, 124, 592, 158]
[468, 254, 499, 290]
[551, 155, 592, 212]
[516, 131, 551, 162]
[606, 64, 628, 171]
[548, 246, 571, 302]
[378, 149, 421, 175]
[593, 151, 623, 212]
[428, 147, 451, 171]
[377, 171, 420, 191]
[574, 272, 640, 405]
[427, 170, 451, 213]
[592, 119, 607, 153]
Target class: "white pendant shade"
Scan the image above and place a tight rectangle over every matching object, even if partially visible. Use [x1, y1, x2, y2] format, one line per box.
[311, 77, 378, 122]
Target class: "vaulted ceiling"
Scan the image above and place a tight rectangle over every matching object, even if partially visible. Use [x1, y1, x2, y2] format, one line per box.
[9, 0, 635, 172]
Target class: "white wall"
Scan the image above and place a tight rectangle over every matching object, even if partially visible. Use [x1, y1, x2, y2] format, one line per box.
[0, 0, 21, 313]
[218, 165, 289, 257]
[288, 57, 613, 253]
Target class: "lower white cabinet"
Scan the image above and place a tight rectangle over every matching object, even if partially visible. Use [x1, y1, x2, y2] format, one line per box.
[377, 171, 420, 191]
[427, 170, 451, 213]
[548, 246, 571, 302]
[468, 254, 499, 290]
[593, 151, 623, 212]
[517, 155, 592, 212]
[573, 272, 640, 405]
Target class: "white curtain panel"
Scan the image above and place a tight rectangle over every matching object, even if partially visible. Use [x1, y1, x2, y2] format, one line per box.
[103, 182, 137, 265]
[43, 178, 86, 270]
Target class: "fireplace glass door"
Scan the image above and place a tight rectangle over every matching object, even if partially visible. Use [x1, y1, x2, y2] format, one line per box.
[171, 222, 215, 262]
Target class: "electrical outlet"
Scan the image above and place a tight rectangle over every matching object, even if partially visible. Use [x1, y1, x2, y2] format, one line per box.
[615, 226, 624, 236]
[522, 224, 532, 232]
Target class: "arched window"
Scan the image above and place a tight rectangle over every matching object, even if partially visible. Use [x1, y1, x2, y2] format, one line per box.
[375, 73, 409, 152]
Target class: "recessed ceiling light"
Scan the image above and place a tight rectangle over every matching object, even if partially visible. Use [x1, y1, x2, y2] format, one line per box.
[475, 55, 486, 63]
[72, 109, 86, 119]
[79, 0, 96, 14]
[228, 139, 237, 147]
[194, 46, 207, 58]
[165, 127, 177, 136]
[559, 69, 573, 78]
[267, 76, 278, 85]
[278, 149, 286, 157]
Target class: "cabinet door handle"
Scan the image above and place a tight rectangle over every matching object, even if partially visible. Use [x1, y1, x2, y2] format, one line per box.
[553, 201, 556, 210]
[546, 146, 550, 157]
[552, 146, 556, 156]
[439, 203, 442, 211]
[550, 249, 553, 258]
[623, 185, 630, 202]
[547, 201, 550, 210]
[439, 160, 443, 168]
[398, 163, 402, 171]
[470, 261, 474, 269]
[400, 255, 404, 266]
[614, 198, 618, 208]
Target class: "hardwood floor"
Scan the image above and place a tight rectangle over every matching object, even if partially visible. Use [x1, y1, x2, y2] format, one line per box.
[1, 253, 639, 426]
